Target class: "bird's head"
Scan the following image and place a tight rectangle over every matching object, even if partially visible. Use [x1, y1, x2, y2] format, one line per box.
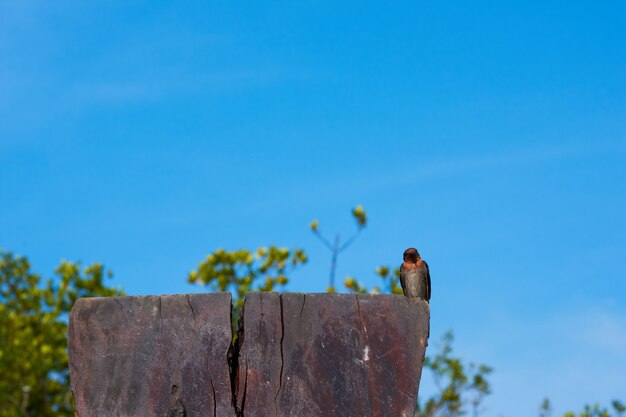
[403, 247, 420, 263]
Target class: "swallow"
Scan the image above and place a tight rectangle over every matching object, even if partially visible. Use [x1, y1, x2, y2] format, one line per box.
[399, 247, 431, 301]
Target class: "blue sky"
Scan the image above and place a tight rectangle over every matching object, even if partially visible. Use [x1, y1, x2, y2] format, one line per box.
[1, 1, 625, 415]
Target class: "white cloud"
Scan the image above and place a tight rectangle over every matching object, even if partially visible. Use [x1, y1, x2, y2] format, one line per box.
[574, 307, 626, 355]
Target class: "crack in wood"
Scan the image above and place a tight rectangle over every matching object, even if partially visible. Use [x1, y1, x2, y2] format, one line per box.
[274, 294, 285, 417]
[186, 295, 196, 322]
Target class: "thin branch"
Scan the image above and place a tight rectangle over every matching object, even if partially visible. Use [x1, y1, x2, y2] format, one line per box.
[338, 228, 362, 253]
[311, 230, 334, 251]
[329, 235, 340, 288]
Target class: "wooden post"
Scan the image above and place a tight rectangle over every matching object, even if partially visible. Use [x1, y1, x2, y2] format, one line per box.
[68, 292, 429, 417]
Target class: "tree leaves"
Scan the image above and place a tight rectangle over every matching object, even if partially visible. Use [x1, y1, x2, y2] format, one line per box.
[187, 246, 307, 311]
[417, 331, 493, 417]
[0, 249, 122, 417]
[343, 265, 404, 296]
[543, 399, 626, 417]
[351, 205, 367, 228]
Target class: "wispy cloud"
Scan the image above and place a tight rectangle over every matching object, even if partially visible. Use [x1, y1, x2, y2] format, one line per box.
[66, 67, 322, 105]
[361, 140, 625, 190]
[570, 307, 626, 355]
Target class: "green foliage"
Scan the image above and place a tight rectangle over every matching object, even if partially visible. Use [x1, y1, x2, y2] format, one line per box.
[344, 276, 368, 294]
[540, 398, 553, 417]
[187, 246, 307, 311]
[0, 249, 122, 417]
[416, 331, 492, 417]
[343, 265, 405, 296]
[540, 398, 626, 417]
[351, 204, 367, 228]
[374, 264, 404, 295]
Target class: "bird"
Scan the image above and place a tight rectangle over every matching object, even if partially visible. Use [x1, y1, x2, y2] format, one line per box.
[399, 247, 431, 301]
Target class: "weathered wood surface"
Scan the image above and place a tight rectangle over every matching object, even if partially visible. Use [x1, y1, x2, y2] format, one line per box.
[68, 292, 429, 417]
[68, 293, 235, 417]
[236, 293, 430, 417]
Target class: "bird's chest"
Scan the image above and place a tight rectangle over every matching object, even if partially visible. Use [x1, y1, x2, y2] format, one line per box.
[404, 271, 420, 287]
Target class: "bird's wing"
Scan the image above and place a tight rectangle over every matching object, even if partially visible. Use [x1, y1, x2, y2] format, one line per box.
[424, 261, 431, 300]
[399, 263, 407, 293]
